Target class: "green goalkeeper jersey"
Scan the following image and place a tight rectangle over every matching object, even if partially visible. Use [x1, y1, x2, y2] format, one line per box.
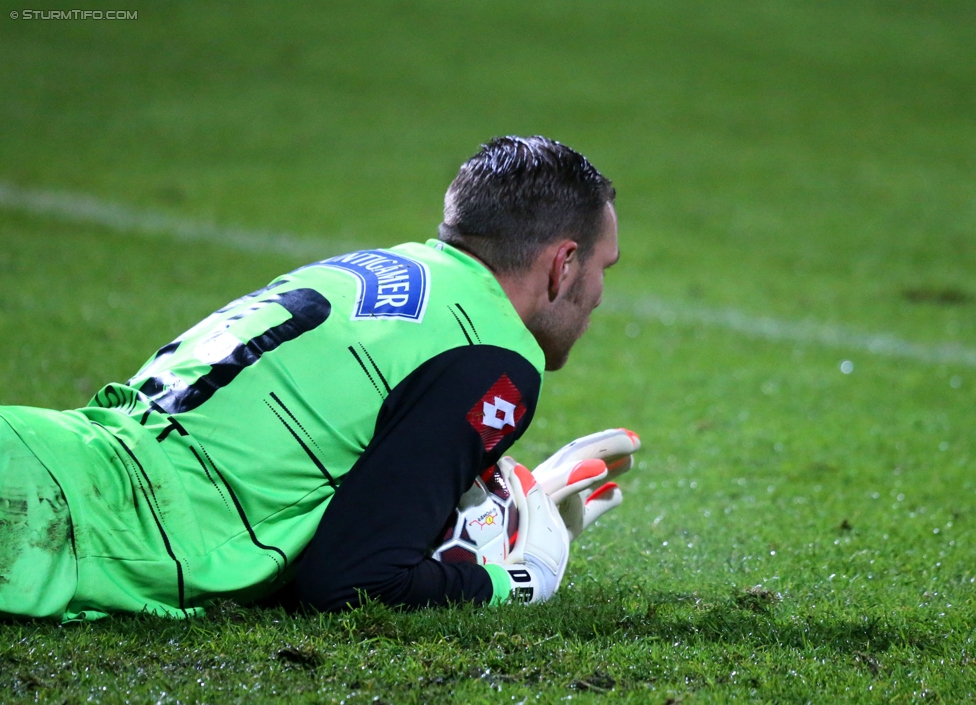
[0, 240, 545, 620]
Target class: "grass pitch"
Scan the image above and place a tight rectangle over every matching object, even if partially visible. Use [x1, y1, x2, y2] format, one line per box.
[1, 1, 975, 702]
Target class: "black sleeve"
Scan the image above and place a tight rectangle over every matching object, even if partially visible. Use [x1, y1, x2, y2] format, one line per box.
[294, 344, 541, 611]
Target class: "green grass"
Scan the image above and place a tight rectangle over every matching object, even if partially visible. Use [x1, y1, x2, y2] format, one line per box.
[1, 0, 975, 701]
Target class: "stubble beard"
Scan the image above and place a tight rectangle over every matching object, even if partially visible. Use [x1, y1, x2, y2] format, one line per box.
[528, 275, 592, 372]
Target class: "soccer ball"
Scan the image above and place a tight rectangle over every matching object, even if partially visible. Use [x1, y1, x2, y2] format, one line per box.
[432, 464, 520, 565]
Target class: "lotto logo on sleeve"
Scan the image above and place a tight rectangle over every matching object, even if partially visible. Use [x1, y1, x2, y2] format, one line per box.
[467, 374, 526, 451]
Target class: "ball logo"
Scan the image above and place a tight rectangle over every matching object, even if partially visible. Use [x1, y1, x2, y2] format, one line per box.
[468, 508, 500, 529]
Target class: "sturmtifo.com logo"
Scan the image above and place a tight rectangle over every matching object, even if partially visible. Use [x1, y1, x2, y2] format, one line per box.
[10, 10, 138, 20]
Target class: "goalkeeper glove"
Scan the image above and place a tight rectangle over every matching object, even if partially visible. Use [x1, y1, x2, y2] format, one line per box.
[554, 480, 623, 542]
[499, 456, 570, 603]
[532, 428, 641, 541]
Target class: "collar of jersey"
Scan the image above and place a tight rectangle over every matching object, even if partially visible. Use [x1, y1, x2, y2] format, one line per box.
[423, 238, 528, 324]
[422, 239, 546, 378]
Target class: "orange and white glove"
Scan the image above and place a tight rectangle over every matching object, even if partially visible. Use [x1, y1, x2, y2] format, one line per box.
[531, 428, 641, 542]
[499, 457, 570, 603]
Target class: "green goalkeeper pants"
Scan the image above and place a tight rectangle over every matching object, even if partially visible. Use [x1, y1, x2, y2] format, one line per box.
[0, 416, 77, 620]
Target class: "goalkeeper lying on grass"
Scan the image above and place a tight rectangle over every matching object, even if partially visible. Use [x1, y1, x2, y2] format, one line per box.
[0, 136, 638, 620]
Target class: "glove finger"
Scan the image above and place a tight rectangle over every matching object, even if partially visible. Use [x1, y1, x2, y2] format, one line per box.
[546, 458, 608, 504]
[580, 482, 623, 533]
[604, 454, 634, 483]
[598, 429, 640, 482]
[534, 428, 640, 490]
[535, 428, 640, 477]
[560, 482, 623, 542]
[558, 494, 585, 543]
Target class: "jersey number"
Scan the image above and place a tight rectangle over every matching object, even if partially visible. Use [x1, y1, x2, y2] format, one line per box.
[138, 287, 331, 414]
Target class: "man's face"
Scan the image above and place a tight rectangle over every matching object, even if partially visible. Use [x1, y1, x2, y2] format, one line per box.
[531, 203, 620, 371]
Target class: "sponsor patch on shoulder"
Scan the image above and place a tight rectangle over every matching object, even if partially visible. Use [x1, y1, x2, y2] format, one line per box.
[320, 250, 430, 322]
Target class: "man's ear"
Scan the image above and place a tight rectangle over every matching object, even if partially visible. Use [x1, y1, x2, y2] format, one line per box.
[547, 240, 580, 302]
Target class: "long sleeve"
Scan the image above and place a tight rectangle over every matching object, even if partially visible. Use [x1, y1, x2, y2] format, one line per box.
[294, 345, 541, 611]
